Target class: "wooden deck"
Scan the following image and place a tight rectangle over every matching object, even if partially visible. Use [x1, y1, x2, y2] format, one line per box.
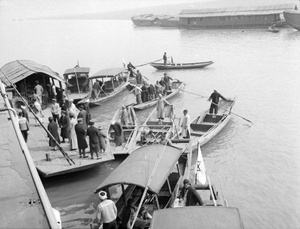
[25, 107, 114, 178]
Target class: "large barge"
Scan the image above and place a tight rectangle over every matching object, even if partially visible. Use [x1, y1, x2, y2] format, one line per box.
[132, 4, 296, 29]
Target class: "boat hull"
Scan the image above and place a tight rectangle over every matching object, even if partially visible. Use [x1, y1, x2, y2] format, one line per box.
[283, 10, 300, 31]
[150, 61, 214, 70]
[86, 81, 129, 107]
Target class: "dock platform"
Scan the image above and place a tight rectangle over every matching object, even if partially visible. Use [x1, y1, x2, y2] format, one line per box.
[25, 107, 114, 178]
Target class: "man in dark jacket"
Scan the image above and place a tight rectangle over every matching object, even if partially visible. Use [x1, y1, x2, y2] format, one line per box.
[86, 119, 101, 159]
[207, 90, 227, 115]
[179, 179, 205, 206]
[75, 118, 88, 158]
[77, 105, 88, 130]
[59, 110, 70, 143]
[47, 116, 60, 150]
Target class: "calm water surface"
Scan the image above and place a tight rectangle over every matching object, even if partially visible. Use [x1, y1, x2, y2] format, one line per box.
[1, 18, 300, 228]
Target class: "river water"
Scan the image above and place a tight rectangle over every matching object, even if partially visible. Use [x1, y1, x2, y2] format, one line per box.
[1, 6, 300, 229]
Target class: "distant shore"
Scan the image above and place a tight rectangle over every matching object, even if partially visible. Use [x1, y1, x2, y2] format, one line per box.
[26, 0, 294, 20]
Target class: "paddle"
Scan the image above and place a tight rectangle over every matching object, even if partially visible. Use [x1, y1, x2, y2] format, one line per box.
[179, 88, 253, 125]
[134, 57, 165, 68]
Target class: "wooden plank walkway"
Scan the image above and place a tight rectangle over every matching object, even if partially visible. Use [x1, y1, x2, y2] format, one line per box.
[25, 107, 114, 177]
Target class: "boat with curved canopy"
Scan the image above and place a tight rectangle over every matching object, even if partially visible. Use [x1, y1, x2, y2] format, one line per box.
[79, 67, 129, 107]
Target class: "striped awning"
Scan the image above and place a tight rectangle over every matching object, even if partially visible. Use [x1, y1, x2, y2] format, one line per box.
[0, 60, 65, 86]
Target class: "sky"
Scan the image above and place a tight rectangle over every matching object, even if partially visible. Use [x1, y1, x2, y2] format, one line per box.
[1, 0, 296, 21]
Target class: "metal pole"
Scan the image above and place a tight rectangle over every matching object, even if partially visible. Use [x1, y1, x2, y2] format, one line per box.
[0, 80, 60, 229]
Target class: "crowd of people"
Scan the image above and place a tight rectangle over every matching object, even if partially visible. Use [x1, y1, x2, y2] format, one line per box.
[129, 72, 173, 105]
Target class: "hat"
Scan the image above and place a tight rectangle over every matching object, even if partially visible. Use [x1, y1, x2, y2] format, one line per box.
[77, 117, 83, 122]
[98, 125, 102, 130]
[69, 98, 74, 102]
[61, 110, 67, 114]
[89, 119, 97, 125]
[164, 73, 167, 75]
[183, 179, 191, 185]
[98, 191, 107, 200]
[20, 105, 26, 109]
[52, 98, 57, 101]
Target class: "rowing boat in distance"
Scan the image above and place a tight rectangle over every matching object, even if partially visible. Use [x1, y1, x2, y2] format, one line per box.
[107, 106, 141, 155]
[79, 68, 129, 107]
[150, 61, 214, 70]
[129, 79, 185, 110]
[172, 98, 236, 152]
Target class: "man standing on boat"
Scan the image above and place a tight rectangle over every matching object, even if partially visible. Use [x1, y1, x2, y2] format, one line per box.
[179, 179, 205, 206]
[207, 90, 227, 115]
[127, 62, 136, 78]
[136, 70, 142, 84]
[75, 118, 88, 158]
[87, 119, 101, 159]
[59, 110, 70, 143]
[95, 191, 118, 229]
[163, 52, 167, 65]
[156, 94, 170, 123]
[181, 109, 191, 139]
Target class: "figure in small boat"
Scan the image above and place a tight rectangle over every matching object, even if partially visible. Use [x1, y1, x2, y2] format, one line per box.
[136, 70, 142, 84]
[179, 179, 205, 206]
[207, 90, 227, 115]
[121, 105, 131, 126]
[180, 109, 191, 139]
[127, 61, 136, 78]
[156, 94, 170, 123]
[163, 52, 167, 65]
[130, 84, 142, 104]
[110, 121, 124, 146]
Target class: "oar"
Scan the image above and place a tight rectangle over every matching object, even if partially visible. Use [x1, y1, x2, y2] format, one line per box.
[179, 88, 253, 125]
[134, 58, 164, 68]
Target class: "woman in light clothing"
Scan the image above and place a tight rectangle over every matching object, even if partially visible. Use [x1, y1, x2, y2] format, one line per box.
[69, 113, 78, 150]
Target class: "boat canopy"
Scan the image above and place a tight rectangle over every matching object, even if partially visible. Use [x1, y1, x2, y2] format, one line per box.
[0, 60, 65, 86]
[63, 67, 90, 76]
[89, 68, 125, 80]
[150, 206, 244, 229]
[94, 144, 182, 194]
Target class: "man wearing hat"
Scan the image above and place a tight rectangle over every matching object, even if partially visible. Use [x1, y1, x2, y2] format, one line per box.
[163, 72, 172, 91]
[179, 179, 205, 207]
[95, 191, 117, 229]
[86, 119, 101, 159]
[75, 117, 88, 158]
[59, 110, 70, 143]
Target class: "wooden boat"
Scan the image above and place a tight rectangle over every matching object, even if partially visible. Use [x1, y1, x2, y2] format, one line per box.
[171, 98, 236, 152]
[130, 79, 185, 110]
[268, 25, 279, 33]
[149, 207, 245, 229]
[131, 14, 170, 26]
[63, 64, 91, 104]
[283, 10, 300, 31]
[138, 104, 176, 146]
[79, 68, 129, 107]
[149, 142, 244, 229]
[150, 61, 214, 70]
[93, 144, 188, 225]
[106, 106, 141, 155]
